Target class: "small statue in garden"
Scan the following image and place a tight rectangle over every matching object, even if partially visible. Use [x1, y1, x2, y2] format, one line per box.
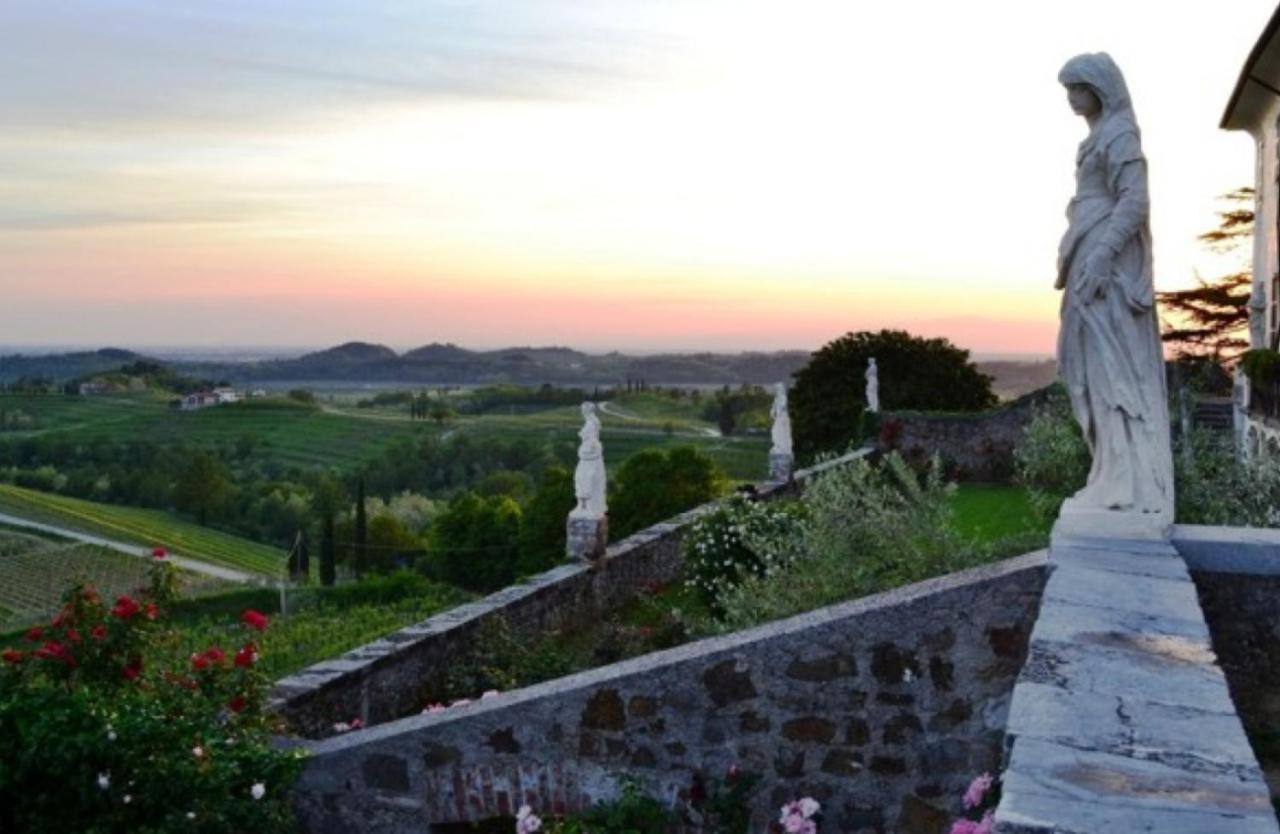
[572, 402, 607, 518]
[865, 358, 880, 413]
[769, 383, 794, 481]
[1053, 52, 1173, 538]
[770, 383, 792, 457]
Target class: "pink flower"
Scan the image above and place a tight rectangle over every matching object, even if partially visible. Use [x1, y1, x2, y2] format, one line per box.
[151, 547, 168, 559]
[422, 703, 447, 714]
[963, 773, 994, 810]
[450, 698, 471, 708]
[950, 821, 979, 834]
[516, 804, 542, 834]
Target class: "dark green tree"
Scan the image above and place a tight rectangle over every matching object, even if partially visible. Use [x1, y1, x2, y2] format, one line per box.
[428, 493, 522, 592]
[353, 476, 368, 578]
[310, 475, 346, 587]
[515, 466, 575, 574]
[171, 451, 231, 525]
[1158, 187, 1254, 361]
[790, 329, 997, 459]
[609, 446, 724, 538]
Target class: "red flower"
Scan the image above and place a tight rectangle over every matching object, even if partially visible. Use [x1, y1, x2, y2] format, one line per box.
[65, 628, 81, 643]
[240, 609, 269, 632]
[144, 603, 158, 621]
[151, 547, 168, 559]
[111, 596, 141, 621]
[191, 653, 210, 672]
[2, 648, 24, 665]
[34, 641, 75, 667]
[204, 646, 226, 665]
[349, 718, 364, 730]
[227, 696, 246, 714]
[234, 643, 257, 668]
[24, 627, 43, 642]
[51, 608, 72, 628]
[91, 625, 108, 641]
[122, 658, 143, 681]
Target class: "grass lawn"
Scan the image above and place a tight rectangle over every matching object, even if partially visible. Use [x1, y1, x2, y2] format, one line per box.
[950, 484, 1049, 545]
[0, 483, 286, 577]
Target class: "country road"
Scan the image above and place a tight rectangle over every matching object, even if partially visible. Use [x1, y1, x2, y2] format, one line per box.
[596, 401, 721, 437]
[0, 512, 257, 583]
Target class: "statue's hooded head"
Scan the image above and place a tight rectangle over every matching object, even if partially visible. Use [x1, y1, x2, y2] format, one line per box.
[581, 401, 595, 418]
[1058, 52, 1138, 141]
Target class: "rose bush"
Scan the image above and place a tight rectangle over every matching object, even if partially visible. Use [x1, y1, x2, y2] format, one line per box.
[0, 559, 304, 833]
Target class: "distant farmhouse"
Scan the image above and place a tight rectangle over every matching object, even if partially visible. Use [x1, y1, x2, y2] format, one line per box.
[178, 387, 241, 411]
[1222, 6, 1280, 457]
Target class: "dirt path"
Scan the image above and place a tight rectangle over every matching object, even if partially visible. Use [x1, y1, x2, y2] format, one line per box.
[596, 401, 721, 437]
[0, 512, 257, 583]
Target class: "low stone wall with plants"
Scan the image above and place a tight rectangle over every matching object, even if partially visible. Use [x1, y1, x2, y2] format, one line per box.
[270, 451, 869, 738]
[291, 551, 1046, 834]
[878, 388, 1051, 483]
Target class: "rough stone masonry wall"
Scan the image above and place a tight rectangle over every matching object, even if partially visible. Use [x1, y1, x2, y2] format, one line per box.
[879, 388, 1052, 483]
[292, 552, 1047, 834]
[270, 451, 868, 739]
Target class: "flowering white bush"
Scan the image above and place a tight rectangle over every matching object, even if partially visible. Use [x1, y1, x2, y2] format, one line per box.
[779, 796, 821, 834]
[683, 495, 807, 610]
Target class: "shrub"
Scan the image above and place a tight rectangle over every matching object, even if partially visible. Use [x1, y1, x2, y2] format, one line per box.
[713, 453, 984, 631]
[683, 496, 807, 611]
[0, 561, 303, 833]
[1176, 429, 1280, 526]
[1012, 387, 1089, 520]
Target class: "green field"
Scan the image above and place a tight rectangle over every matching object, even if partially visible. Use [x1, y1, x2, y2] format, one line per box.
[0, 392, 772, 480]
[0, 527, 228, 629]
[0, 484, 286, 576]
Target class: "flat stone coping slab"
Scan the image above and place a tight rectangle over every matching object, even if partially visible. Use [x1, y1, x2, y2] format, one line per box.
[995, 533, 1278, 834]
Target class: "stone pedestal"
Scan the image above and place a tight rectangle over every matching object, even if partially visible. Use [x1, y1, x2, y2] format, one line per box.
[1051, 497, 1172, 545]
[769, 452, 794, 482]
[566, 515, 607, 562]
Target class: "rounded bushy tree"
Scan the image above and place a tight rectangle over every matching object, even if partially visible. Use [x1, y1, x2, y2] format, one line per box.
[791, 329, 996, 459]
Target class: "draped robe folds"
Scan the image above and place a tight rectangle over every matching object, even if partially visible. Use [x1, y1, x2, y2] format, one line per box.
[1056, 54, 1173, 516]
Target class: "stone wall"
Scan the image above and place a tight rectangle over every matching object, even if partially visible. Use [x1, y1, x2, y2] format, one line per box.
[291, 552, 1047, 834]
[270, 451, 868, 739]
[878, 388, 1052, 483]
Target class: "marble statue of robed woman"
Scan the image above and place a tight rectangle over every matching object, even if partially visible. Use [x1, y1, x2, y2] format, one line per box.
[571, 402, 607, 519]
[770, 383, 792, 457]
[1055, 52, 1173, 535]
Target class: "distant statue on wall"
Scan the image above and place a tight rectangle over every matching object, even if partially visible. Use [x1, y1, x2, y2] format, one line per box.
[865, 358, 880, 413]
[1054, 52, 1173, 537]
[770, 383, 792, 457]
[571, 402, 607, 519]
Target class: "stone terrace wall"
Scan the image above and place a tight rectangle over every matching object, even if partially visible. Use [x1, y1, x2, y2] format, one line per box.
[878, 388, 1052, 483]
[292, 552, 1047, 834]
[271, 450, 869, 738]
[1183, 525, 1280, 813]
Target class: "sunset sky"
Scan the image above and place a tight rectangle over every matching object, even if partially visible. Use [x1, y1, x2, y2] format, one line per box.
[1, 1, 1275, 356]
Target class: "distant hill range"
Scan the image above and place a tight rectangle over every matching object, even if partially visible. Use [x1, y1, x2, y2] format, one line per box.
[0, 343, 1058, 398]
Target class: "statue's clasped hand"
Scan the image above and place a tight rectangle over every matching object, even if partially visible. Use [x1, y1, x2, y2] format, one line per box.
[1076, 249, 1113, 301]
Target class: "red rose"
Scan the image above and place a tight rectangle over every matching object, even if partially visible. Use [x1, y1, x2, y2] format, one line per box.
[24, 627, 43, 642]
[111, 596, 141, 621]
[227, 696, 247, 713]
[51, 609, 71, 628]
[65, 628, 81, 643]
[34, 641, 75, 667]
[2, 648, 24, 665]
[191, 653, 210, 672]
[122, 658, 143, 681]
[144, 603, 158, 621]
[204, 646, 226, 665]
[234, 643, 257, 668]
[91, 625, 108, 641]
[151, 547, 168, 559]
[240, 610, 269, 632]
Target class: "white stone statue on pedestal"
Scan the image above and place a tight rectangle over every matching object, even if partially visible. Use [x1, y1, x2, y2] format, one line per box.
[770, 384, 792, 457]
[1053, 52, 1174, 540]
[769, 383, 794, 481]
[865, 358, 880, 414]
[571, 402, 607, 519]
